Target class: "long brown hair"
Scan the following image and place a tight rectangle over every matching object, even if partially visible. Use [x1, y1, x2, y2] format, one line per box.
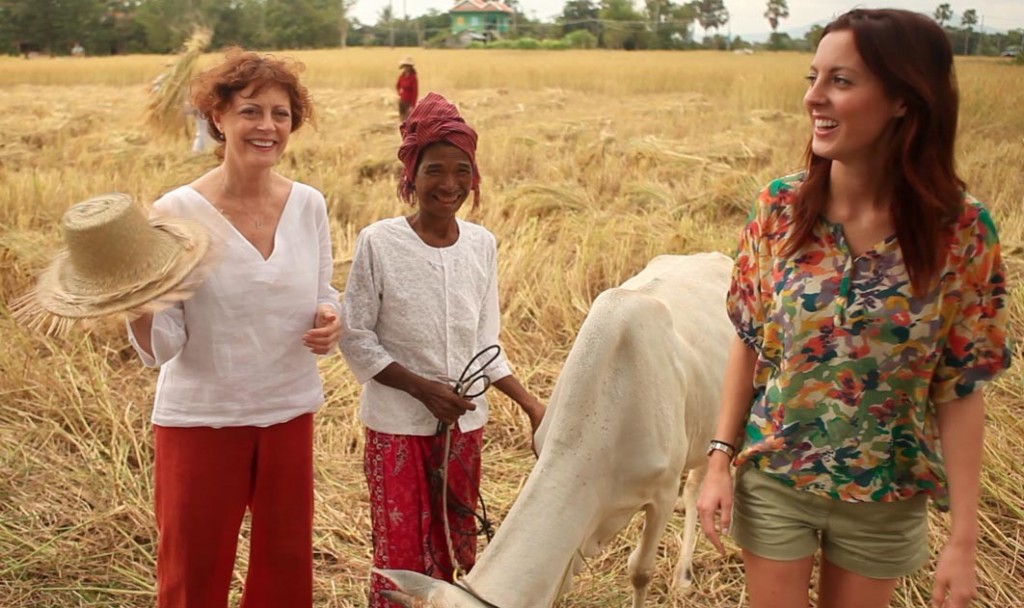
[784, 9, 964, 294]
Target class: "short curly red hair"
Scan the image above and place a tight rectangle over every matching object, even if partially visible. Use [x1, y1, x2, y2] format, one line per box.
[189, 47, 314, 154]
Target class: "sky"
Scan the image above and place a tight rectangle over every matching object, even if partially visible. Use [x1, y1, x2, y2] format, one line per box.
[350, 0, 1024, 36]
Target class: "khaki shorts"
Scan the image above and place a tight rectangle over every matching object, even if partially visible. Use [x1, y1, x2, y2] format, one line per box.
[731, 465, 930, 579]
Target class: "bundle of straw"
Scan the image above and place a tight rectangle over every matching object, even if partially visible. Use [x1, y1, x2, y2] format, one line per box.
[145, 27, 212, 140]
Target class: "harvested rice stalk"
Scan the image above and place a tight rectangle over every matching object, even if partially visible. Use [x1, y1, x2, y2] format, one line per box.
[144, 27, 212, 140]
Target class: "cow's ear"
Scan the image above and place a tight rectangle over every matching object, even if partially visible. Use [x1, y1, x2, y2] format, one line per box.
[375, 568, 442, 602]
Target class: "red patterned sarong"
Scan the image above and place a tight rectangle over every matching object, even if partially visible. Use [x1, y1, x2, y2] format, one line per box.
[364, 426, 484, 608]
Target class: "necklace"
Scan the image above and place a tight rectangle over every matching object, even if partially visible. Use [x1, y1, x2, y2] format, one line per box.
[217, 169, 271, 229]
[241, 207, 264, 229]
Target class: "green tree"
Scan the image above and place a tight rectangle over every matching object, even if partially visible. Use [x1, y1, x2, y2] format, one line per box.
[599, 0, 646, 49]
[93, 0, 149, 55]
[338, 0, 357, 48]
[767, 31, 795, 50]
[694, 0, 728, 41]
[564, 29, 597, 48]
[764, 0, 788, 33]
[669, 1, 698, 45]
[644, 0, 695, 48]
[211, 0, 272, 49]
[418, 9, 450, 44]
[600, 0, 642, 21]
[933, 3, 953, 27]
[960, 8, 977, 54]
[134, 0, 213, 52]
[804, 23, 824, 49]
[264, 0, 340, 49]
[0, 0, 101, 55]
[561, 0, 600, 37]
[1008, 28, 1024, 50]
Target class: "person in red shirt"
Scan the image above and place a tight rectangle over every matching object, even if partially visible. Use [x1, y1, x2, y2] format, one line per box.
[396, 57, 418, 121]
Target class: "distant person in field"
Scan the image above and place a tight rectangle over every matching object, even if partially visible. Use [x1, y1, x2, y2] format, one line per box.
[187, 102, 215, 154]
[697, 9, 1011, 608]
[149, 61, 213, 155]
[338, 92, 545, 608]
[127, 48, 341, 608]
[71, 42, 84, 57]
[396, 56, 418, 121]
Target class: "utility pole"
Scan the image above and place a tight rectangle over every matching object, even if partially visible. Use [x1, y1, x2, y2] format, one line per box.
[979, 15, 985, 54]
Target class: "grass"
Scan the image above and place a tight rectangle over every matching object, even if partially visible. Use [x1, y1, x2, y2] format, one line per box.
[1, 49, 1022, 607]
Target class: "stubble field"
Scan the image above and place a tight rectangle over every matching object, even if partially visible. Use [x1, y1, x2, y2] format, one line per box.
[1, 49, 1022, 607]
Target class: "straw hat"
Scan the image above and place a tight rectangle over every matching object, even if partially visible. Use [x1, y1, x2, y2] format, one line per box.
[399, 56, 415, 68]
[12, 193, 212, 334]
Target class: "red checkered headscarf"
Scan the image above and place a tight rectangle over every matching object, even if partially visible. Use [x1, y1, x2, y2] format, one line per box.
[397, 92, 480, 209]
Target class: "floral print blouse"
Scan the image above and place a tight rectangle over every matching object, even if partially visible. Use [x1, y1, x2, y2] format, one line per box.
[728, 174, 1011, 508]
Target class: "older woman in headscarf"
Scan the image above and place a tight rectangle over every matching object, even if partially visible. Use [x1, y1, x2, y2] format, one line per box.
[339, 93, 545, 607]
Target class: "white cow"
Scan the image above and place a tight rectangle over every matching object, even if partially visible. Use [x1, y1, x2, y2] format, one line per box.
[378, 253, 734, 608]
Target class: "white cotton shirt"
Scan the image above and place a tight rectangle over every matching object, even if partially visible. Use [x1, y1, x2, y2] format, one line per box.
[127, 182, 341, 428]
[339, 217, 512, 436]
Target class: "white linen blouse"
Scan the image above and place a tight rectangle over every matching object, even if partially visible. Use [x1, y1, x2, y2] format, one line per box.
[127, 182, 341, 428]
[339, 217, 512, 436]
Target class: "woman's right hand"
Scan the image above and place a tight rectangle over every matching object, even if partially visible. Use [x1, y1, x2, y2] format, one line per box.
[696, 456, 735, 555]
[412, 379, 476, 426]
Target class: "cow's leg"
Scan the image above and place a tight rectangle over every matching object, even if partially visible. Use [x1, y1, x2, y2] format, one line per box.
[627, 485, 678, 608]
[672, 465, 706, 590]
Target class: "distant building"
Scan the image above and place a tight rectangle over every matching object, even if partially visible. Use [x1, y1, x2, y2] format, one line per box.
[450, 0, 514, 40]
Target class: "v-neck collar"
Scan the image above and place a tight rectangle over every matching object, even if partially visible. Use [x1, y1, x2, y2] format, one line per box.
[187, 183, 295, 262]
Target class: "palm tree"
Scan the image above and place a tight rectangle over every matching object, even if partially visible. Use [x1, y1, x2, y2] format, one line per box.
[961, 8, 978, 55]
[933, 3, 953, 27]
[339, 0, 356, 48]
[764, 0, 789, 33]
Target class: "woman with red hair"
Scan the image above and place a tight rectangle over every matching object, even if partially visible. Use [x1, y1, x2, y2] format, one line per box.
[697, 9, 1010, 608]
[339, 93, 544, 607]
[128, 48, 341, 607]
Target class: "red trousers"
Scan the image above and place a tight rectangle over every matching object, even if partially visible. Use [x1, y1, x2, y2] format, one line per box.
[153, 414, 314, 608]
[364, 427, 483, 608]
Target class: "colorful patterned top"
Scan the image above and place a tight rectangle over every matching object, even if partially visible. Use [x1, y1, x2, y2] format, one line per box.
[728, 174, 1011, 508]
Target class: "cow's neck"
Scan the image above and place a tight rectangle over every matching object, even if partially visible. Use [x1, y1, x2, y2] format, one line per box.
[462, 447, 602, 607]
[461, 308, 651, 608]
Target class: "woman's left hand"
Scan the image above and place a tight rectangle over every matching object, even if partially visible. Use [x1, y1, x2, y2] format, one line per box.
[303, 304, 341, 355]
[932, 539, 978, 608]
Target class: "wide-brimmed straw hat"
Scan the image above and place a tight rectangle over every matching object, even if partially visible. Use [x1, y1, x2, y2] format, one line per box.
[399, 56, 415, 68]
[11, 193, 212, 334]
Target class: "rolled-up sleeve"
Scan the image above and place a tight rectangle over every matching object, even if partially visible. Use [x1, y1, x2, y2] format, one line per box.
[339, 231, 394, 384]
[931, 208, 1012, 403]
[126, 303, 187, 368]
[727, 199, 767, 351]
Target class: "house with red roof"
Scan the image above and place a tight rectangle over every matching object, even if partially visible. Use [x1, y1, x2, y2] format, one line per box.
[450, 0, 515, 38]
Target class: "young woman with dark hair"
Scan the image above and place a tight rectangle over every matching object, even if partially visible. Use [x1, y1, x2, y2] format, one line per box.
[697, 9, 1011, 608]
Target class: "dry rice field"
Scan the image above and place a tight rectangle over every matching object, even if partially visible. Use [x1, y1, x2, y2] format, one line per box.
[1, 49, 1022, 607]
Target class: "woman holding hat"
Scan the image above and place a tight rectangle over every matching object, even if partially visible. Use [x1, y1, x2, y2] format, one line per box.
[127, 48, 341, 607]
[396, 57, 418, 121]
[339, 92, 545, 607]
